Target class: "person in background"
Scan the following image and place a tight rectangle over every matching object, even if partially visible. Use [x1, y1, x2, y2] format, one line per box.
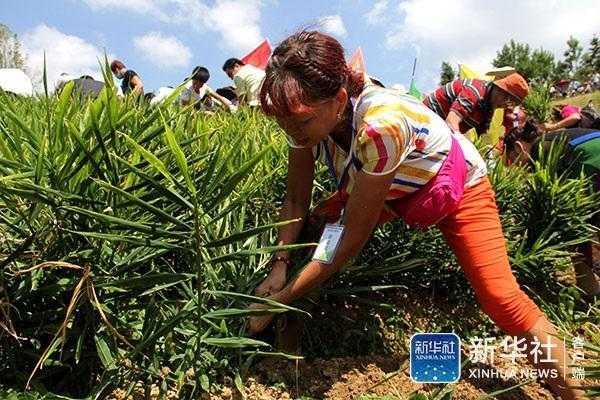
[180, 66, 236, 112]
[247, 30, 583, 400]
[423, 73, 529, 136]
[545, 104, 583, 131]
[55, 72, 76, 94]
[110, 60, 143, 96]
[216, 86, 239, 106]
[504, 123, 600, 298]
[543, 103, 600, 131]
[222, 58, 265, 106]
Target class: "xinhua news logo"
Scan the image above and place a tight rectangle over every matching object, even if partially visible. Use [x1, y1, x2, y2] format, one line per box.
[410, 333, 461, 383]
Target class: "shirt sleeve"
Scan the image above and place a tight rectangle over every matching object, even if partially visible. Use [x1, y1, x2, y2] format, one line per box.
[561, 105, 581, 119]
[353, 109, 412, 175]
[179, 88, 191, 103]
[449, 84, 479, 118]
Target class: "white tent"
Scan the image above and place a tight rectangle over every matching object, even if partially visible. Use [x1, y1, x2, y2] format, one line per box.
[0, 68, 34, 96]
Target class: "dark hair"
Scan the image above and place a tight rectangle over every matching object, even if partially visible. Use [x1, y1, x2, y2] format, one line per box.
[216, 86, 238, 102]
[191, 66, 210, 83]
[503, 119, 541, 154]
[222, 58, 244, 71]
[110, 60, 125, 72]
[259, 30, 364, 117]
[369, 77, 385, 88]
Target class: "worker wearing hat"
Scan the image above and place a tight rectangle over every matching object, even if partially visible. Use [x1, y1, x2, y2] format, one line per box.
[424, 73, 529, 136]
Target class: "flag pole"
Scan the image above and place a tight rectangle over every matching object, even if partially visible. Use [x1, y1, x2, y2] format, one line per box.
[411, 57, 417, 80]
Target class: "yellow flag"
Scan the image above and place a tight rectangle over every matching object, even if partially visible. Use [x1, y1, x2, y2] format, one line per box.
[458, 64, 494, 81]
[477, 108, 505, 148]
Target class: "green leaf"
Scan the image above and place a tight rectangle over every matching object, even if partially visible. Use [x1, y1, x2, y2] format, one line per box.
[234, 372, 245, 399]
[60, 205, 188, 239]
[206, 290, 311, 317]
[94, 179, 192, 230]
[204, 218, 301, 248]
[121, 131, 177, 186]
[203, 307, 290, 319]
[94, 335, 116, 370]
[200, 374, 210, 392]
[205, 243, 316, 264]
[97, 273, 194, 291]
[162, 113, 196, 197]
[202, 337, 270, 349]
[64, 229, 186, 250]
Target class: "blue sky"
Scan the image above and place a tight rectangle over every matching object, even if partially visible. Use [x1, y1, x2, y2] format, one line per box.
[2, 0, 598, 93]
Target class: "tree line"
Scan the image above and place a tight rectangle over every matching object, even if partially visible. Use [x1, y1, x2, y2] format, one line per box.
[440, 35, 600, 86]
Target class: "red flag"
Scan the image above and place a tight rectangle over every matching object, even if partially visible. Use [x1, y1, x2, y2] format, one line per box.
[241, 39, 272, 70]
[348, 47, 366, 74]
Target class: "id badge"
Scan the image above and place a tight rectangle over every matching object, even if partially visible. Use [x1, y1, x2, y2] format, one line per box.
[312, 223, 345, 264]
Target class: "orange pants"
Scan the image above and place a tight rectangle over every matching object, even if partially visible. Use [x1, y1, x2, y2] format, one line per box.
[313, 177, 542, 335]
[437, 177, 542, 335]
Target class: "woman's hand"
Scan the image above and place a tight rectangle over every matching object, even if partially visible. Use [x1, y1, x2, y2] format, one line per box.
[247, 303, 276, 335]
[255, 261, 287, 297]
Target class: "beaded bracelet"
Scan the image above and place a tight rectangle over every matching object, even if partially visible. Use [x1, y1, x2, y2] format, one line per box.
[272, 256, 291, 267]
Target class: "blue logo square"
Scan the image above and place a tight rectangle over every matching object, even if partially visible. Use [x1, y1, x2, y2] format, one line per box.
[410, 333, 461, 383]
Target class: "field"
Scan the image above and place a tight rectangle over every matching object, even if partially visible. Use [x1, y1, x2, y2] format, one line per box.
[552, 91, 600, 109]
[0, 80, 599, 400]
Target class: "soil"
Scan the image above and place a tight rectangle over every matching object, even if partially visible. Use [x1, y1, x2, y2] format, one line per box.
[209, 355, 560, 400]
[109, 261, 600, 400]
[205, 287, 599, 400]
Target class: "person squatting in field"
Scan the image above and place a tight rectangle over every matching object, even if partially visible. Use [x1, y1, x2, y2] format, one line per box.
[423, 73, 529, 136]
[179, 66, 237, 112]
[247, 30, 586, 400]
[544, 104, 600, 132]
[222, 58, 265, 107]
[504, 123, 600, 298]
[110, 59, 143, 96]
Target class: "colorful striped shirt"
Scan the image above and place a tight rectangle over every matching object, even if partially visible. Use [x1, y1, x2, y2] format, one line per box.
[423, 78, 493, 135]
[292, 84, 487, 200]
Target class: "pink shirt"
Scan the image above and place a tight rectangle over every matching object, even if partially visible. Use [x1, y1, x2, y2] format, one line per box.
[561, 105, 581, 119]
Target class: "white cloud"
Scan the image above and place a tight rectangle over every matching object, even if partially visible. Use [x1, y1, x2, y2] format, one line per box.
[133, 32, 192, 69]
[384, 0, 600, 90]
[21, 24, 106, 91]
[82, 0, 265, 55]
[318, 15, 347, 38]
[366, 0, 389, 25]
[202, 0, 264, 54]
[82, 0, 169, 20]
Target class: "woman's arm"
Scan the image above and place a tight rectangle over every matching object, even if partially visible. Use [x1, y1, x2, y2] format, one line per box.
[206, 87, 236, 111]
[276, 170, 394, 303]
[250, 169, 395, 332]
[254, 146, 315, 296]
[544, 113, 581, 131]
[446, 110, 464, 133]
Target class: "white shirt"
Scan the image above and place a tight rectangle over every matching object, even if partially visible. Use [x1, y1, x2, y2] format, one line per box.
[233, 64, 265, 106]
[179, 82, 212, 105]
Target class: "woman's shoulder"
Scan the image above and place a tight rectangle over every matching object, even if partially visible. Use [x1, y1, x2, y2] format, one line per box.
[354, 85, 444, 130]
